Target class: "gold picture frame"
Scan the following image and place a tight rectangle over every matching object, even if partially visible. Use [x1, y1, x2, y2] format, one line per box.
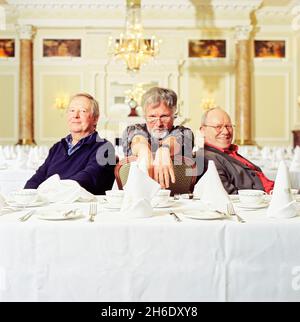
[0, 39, 15, 58]
[188, 39, 226, 58]
[254, 40, 285, 58]
[43, 39, 81, 57]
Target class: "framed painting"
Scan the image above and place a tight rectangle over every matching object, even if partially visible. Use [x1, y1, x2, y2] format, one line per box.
[0, 39, 15, 58]
[254, 40, 286, 58]
[188, 39, 226, 58]
[43, 39, 81, 57]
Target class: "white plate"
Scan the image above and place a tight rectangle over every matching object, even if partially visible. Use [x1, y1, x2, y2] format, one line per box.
[184, 210, 227, 220]
[37, 209, 83, 221]
[235, 202, 269, 210]
[103, 203, 122, 210]
[153, 201, 175, 208]
[7, 200, 47, 208]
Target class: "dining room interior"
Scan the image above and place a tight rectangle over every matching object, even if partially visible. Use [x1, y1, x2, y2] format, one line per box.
[1, 0, 300, 303]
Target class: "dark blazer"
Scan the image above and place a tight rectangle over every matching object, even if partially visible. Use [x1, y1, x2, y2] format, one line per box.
[197, 145, 265, 194]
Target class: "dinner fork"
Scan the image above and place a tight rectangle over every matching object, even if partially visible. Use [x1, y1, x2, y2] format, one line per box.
[89, 203, 97, 222]
[227, 203, 246, 223]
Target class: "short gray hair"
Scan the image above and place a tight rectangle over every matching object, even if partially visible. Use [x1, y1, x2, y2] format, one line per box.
[141, 87, 177, 114]
[200, 107, 224, 126]
[69, 92, 99, 118]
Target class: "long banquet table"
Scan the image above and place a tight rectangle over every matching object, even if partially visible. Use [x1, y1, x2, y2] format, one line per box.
[0, 198, 300, 302]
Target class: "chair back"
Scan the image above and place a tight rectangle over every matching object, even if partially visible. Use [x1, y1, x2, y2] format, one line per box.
[114, 155, 197, 195]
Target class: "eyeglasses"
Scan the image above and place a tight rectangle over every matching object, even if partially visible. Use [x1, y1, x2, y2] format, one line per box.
[203, 124, 235, 132]
[146, 115, 176, 124]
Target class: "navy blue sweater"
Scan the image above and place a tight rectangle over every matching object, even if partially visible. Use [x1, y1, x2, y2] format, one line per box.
[25, 132, 116, 195]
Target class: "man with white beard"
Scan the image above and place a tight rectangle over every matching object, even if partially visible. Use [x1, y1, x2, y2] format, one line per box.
[122, 87, 194, 189]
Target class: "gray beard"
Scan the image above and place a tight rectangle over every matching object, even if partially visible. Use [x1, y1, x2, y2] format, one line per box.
[150, 128, 169, 140]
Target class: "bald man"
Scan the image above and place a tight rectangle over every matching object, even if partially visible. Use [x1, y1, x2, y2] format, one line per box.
[199, 107, 274, 194]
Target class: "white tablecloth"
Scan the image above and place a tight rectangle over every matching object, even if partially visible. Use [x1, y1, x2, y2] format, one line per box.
[0, 200, 300, 302]
[0, 169, 35, 194]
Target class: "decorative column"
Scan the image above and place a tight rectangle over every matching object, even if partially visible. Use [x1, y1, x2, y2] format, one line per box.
[16, 24, 36, 145]
[234, 25, 254, 146]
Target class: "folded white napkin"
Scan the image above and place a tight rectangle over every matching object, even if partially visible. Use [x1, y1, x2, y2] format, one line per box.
[121, 162, 160, 218]
[267, 161, 298, 219]
[37, 174, 95, 203]
[193, 160, 232, 213]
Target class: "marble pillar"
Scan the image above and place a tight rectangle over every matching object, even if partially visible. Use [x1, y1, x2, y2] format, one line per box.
[234, 25, 255, 146]
[16, 25, 36, 145]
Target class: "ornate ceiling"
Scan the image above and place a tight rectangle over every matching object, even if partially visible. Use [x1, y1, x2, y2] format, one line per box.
[1, 0, 299, 29]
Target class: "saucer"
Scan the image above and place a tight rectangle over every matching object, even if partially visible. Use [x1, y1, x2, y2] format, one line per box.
[7, 200, 47, 208]
[184, 210, 227, 220]
[152, 201, 174, 208]
[235, 202, 269, 210]
[103, 203, 122, 210]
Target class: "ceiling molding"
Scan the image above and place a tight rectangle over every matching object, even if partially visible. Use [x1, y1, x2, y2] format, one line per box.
[16, 18, 251, 29]
[6, 0, 263, 12]
[256, 6, 293, 17]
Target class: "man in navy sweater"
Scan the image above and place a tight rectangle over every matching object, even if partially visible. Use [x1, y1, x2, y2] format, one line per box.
[25, 93, 115, 195]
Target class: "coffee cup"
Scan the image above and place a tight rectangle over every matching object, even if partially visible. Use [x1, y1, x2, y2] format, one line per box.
[105, 190, 124, 207]
[11, 189, 38, 205]
[151, 189, 171, 207]
[238, 189, 266, 205]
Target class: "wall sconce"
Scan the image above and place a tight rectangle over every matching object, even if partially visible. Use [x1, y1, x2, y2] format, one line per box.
[200, 98, 216, 110]
[54, 95, 69, 111]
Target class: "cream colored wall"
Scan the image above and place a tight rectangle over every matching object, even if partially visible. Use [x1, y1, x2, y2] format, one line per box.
[254, 74, 288, 140]
[0, 73, 16, 140]
[0, 7, 299, 147]
[252, 30, 294, 146]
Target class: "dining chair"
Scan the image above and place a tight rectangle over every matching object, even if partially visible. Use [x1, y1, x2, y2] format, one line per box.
[114, 155, 197, 195]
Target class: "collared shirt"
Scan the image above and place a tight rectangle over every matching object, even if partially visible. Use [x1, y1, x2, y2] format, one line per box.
[122, 123, 194, 158]
[205, 143, 274, 193]
[65, 132, 95, 156]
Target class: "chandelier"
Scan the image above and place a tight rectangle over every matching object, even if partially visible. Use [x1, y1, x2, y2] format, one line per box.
[108, 0, 160, 72]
